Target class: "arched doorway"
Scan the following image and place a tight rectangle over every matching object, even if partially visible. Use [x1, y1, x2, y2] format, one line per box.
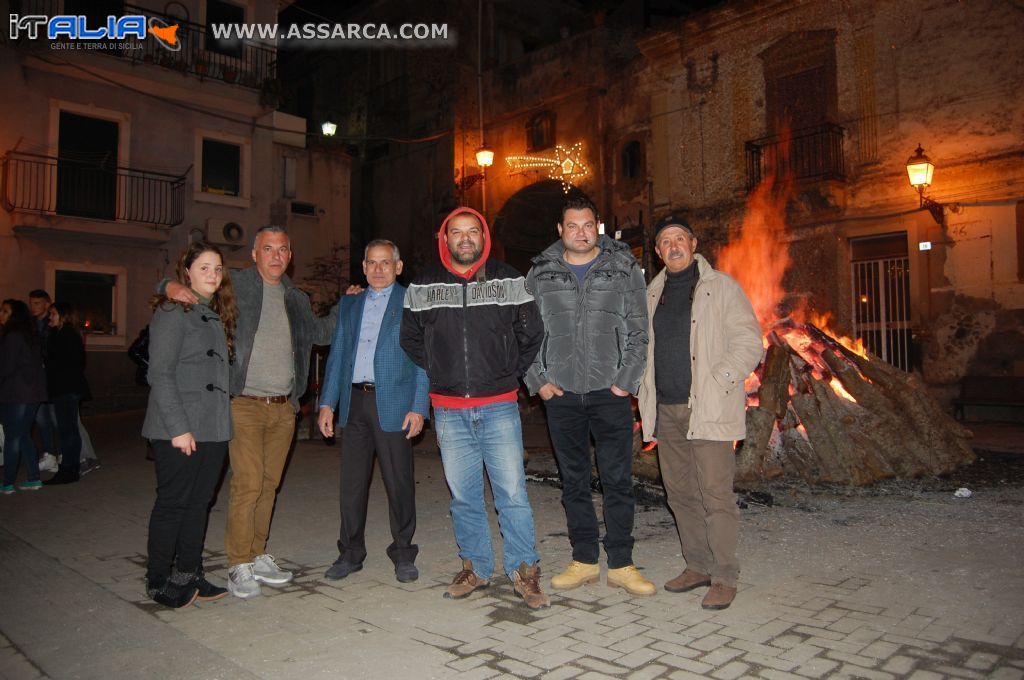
[492, 180, 592, 275]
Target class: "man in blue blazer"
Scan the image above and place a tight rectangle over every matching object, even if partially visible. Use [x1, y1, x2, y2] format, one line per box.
[318, 239, 430, 583]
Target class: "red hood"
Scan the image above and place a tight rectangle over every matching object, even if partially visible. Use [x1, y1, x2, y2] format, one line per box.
[437, 207, 491, 280]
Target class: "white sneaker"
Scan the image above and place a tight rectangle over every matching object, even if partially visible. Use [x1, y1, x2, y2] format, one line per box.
[39, 453, 58, 473]
[253, 554, 293, 585]
[227, 563, 262, 599]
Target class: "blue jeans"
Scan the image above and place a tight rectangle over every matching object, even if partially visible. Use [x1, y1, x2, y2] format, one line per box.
[34, 402, 58, 452]
[1, 403, 41, 486]
[52, 394, 82, 471]
[436, 401, 539, 579]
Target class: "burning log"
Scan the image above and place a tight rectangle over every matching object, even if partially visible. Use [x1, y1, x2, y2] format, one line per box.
[733, 321, 975, 486]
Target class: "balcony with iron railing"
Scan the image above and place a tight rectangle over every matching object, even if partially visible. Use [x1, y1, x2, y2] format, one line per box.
[745, 123, 846, 191]
[2, 151, 187, 227]
[117, 4, 276, 90]
[11, 0, 276, 91]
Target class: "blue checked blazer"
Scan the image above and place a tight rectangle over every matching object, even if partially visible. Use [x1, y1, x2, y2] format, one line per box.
[319, 284, 429, 432]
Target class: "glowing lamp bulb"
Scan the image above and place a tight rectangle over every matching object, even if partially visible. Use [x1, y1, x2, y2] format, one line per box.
[906, 145, 934, 189]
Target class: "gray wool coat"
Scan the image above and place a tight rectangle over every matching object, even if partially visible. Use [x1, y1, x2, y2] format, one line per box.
[142, 301, 233, 442]
[230, 267, 337, 412]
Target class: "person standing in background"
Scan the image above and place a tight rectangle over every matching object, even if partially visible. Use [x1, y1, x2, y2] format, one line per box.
[1, 299, 46, 494]
[42, 301, 90, 485]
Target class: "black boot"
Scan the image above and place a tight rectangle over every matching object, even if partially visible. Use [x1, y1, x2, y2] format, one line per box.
[44, 469, 80, 485]
[148, 570, 199, 609]
[192, 569, 228, 602]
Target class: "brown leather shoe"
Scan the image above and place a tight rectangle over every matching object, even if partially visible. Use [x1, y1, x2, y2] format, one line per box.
[701, 583, 737, 610]
[512, 563, 551, 609]
[664, 569, 711, 593]
[444, 560, 490, 599]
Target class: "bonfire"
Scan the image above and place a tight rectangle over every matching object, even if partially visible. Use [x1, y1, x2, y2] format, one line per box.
[636, 144, 974, 486]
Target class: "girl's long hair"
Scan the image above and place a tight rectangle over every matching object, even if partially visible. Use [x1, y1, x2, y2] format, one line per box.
[50, 301, 81, 337]
[150, 241, 238, 361]
[1, 298, 38, 346]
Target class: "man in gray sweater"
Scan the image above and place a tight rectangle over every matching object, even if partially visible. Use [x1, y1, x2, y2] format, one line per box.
[166, 225, 336, 598]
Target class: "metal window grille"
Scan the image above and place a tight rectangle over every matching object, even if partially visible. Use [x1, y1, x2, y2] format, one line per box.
[851, 257, 911, 371]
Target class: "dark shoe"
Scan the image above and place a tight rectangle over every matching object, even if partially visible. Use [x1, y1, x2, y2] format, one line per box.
[512, 563, 550, 609]
[192, 571, 228, 602]
[665, 569, 712, 593]
[325, 557, 363, 580]
[44, 470, 80, 485]
[444, 559, 490, 599]
[148, 573, 199, 609]
[395, 562, 419, 583]
[701, 583, 737, 610]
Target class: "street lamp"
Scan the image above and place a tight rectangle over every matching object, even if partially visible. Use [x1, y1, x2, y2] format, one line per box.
[906, 144, 943, 224]
[475, 145, 494, 169]
[321, 121, 337, 137]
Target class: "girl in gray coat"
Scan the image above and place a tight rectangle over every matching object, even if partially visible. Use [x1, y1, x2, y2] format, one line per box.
[142, 242, 237, 608]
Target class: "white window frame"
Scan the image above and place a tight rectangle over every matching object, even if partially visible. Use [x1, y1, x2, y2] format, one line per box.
[45, 261, 128, 348]
[194, 129, 251, 207]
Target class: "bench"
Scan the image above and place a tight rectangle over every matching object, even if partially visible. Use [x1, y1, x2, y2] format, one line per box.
[952, 376, 1024, 421]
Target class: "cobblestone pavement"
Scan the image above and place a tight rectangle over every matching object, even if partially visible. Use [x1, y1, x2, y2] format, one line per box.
[1, 411, 1022, 679]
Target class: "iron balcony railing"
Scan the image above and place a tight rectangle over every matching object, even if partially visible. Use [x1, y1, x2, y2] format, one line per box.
[117, 4, 277, 89]
[745, 123, 846, 191]
[10, 0, 275, 90]
[2, 151, 187, 227]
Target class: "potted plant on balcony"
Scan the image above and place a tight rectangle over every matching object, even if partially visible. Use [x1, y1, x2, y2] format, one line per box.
[222, 67, 237, 83]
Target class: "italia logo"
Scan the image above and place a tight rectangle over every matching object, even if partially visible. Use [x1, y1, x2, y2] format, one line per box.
[9, 14, 181, 50]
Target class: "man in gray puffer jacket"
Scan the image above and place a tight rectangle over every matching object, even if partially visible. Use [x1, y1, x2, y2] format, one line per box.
[525, 196, 653, 596]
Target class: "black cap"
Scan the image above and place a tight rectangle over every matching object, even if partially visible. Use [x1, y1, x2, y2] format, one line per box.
[653, 215, 695, 243]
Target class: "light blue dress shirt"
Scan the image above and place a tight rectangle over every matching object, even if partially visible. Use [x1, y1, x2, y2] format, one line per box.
[351, 284, 394, 384]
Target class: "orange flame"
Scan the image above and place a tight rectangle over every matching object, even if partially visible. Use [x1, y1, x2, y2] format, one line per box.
[724, 125, 864, 405]
[717, 165, 793, 331]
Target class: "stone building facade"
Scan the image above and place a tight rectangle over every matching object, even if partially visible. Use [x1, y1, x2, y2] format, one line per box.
[2, 0, 350, 402]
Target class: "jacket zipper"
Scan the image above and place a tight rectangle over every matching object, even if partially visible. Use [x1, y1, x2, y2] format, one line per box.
[462, 278, 470, 397]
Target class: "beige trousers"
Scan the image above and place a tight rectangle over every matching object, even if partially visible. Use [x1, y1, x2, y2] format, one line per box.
[656, 403, 740, 586]
[224, 398, 295, 566]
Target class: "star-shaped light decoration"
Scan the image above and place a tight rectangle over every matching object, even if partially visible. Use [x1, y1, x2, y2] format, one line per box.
[506, 142, 589, 193]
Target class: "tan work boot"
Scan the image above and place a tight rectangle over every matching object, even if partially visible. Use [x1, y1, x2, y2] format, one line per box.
[664, 569, 711, 593]
[701, 583, 737, 610]
[444, 560, 490, 599]
[607, 565, 657, 596]
[513, 563, 551, 609]
[550, 561, 600, 590]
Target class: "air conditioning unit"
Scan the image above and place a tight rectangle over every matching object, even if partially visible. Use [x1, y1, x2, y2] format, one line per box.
[205, 219, 247, 248]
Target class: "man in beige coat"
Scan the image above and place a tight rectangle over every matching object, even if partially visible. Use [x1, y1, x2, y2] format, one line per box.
[637, 216, 762, 610]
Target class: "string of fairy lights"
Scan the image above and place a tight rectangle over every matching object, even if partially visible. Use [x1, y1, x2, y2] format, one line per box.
[505, 142, 589, 193]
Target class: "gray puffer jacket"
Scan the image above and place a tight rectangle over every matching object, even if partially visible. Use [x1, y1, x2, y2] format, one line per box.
[525, 235, 648, 395]
[231, 267, 337, 412]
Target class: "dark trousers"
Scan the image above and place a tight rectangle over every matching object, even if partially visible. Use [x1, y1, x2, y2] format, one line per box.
[544, 389, 636, 568]
[1, 403, 40, 486]
[146, 439, 228, 584]
[337, 388, 418, 566]
[52, 394, 82, 472]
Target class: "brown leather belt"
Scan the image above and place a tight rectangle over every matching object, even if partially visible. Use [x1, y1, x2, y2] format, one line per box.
[237, 394, 289, 404]
[352, 383, 375, 392]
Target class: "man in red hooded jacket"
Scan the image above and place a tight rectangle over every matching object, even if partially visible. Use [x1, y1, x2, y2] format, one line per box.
[401, 207, 549, 609]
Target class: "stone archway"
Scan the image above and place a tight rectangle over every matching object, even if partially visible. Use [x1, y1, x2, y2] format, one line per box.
[491, 180, 591, 275]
